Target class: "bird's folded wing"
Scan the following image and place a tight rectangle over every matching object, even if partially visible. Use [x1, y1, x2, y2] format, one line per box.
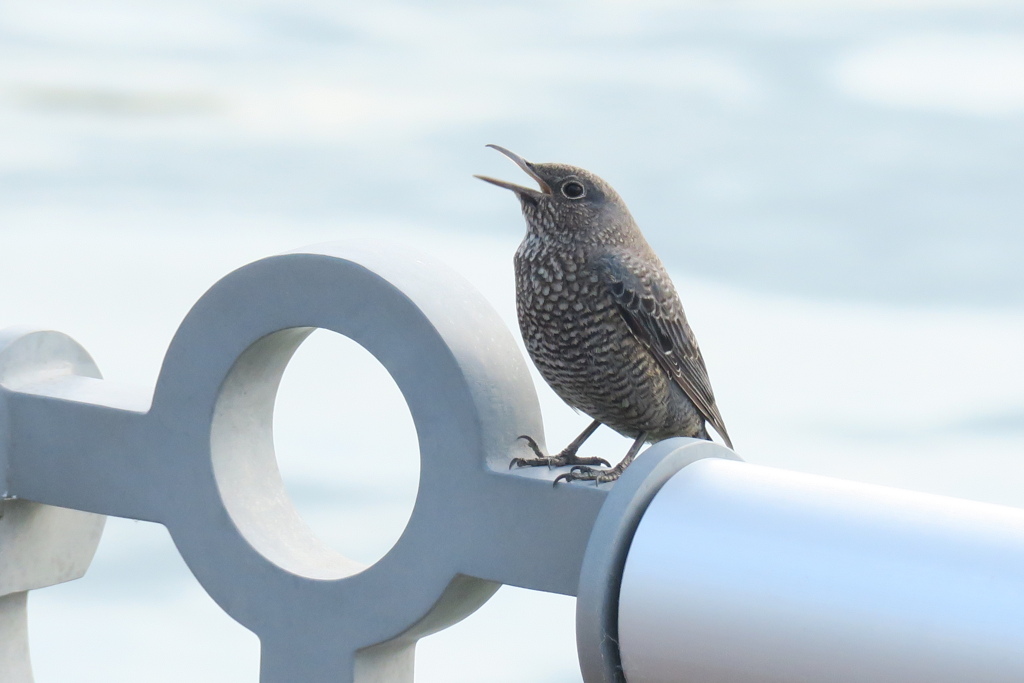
[597, 257, 733, 449]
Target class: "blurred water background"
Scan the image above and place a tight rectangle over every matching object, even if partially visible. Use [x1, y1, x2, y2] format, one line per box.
[2, 1, 1023, 681]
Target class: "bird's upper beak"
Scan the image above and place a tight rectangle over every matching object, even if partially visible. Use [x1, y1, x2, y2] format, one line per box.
[475, 144, 552, 198]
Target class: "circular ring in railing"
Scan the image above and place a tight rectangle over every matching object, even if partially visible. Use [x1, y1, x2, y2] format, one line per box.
[145, 242, 546, 671]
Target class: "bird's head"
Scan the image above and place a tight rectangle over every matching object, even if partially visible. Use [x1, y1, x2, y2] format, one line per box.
[476, 145, 633, 243]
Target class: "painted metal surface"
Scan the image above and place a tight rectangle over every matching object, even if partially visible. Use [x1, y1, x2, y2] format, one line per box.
[0, 243, 614, 682]
[575, 439, 739, 683]
[618, 458, 1024, 683]
[3, 241, 1022, 683]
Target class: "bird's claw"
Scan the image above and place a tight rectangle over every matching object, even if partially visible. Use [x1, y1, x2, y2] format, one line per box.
[553, 466, 623, 485]
[553, 464, 599, 485]
[509, 441, 611, 471]
[517, 434, 546, 459]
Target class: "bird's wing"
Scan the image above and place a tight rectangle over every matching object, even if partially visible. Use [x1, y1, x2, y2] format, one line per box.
[596, 254, 733, 449]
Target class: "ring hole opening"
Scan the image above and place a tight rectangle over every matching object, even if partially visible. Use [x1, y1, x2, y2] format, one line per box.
[273, 329, 420, 566]
[211, 327, 419, 579]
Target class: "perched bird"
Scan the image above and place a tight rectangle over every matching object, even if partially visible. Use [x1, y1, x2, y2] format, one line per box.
[476, 145, 732, 484]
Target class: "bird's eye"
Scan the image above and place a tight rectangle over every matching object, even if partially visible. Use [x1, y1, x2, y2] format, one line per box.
[561, 181, 586, 199]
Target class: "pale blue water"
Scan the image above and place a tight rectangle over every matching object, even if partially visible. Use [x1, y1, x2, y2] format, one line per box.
[3, 1, 1024, 304]
[3, 2, 1024, 682]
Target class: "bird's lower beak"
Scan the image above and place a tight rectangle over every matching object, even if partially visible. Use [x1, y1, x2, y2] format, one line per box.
[474, 174, 546, 197]
[475, 144, 552, 197]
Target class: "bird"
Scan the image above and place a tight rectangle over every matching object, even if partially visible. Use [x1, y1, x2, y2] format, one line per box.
[476, 145, 732, 484]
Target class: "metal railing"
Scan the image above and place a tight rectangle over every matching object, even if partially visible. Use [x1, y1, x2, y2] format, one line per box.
[2, 243, 1022, 682]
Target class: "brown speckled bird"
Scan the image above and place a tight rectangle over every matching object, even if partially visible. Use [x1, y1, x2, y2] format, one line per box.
[476, 145, 732, 484]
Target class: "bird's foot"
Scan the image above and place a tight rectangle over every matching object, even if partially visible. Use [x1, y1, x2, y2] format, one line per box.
[553, 465, 622, 485]
[509, 435, 611, 470]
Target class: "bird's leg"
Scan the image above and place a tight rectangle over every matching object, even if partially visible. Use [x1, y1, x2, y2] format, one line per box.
[554, 431, 648, 485]
[510, 419, 611, 470]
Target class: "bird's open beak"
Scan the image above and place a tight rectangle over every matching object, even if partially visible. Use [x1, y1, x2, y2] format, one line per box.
[475, 144, 552, 197]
